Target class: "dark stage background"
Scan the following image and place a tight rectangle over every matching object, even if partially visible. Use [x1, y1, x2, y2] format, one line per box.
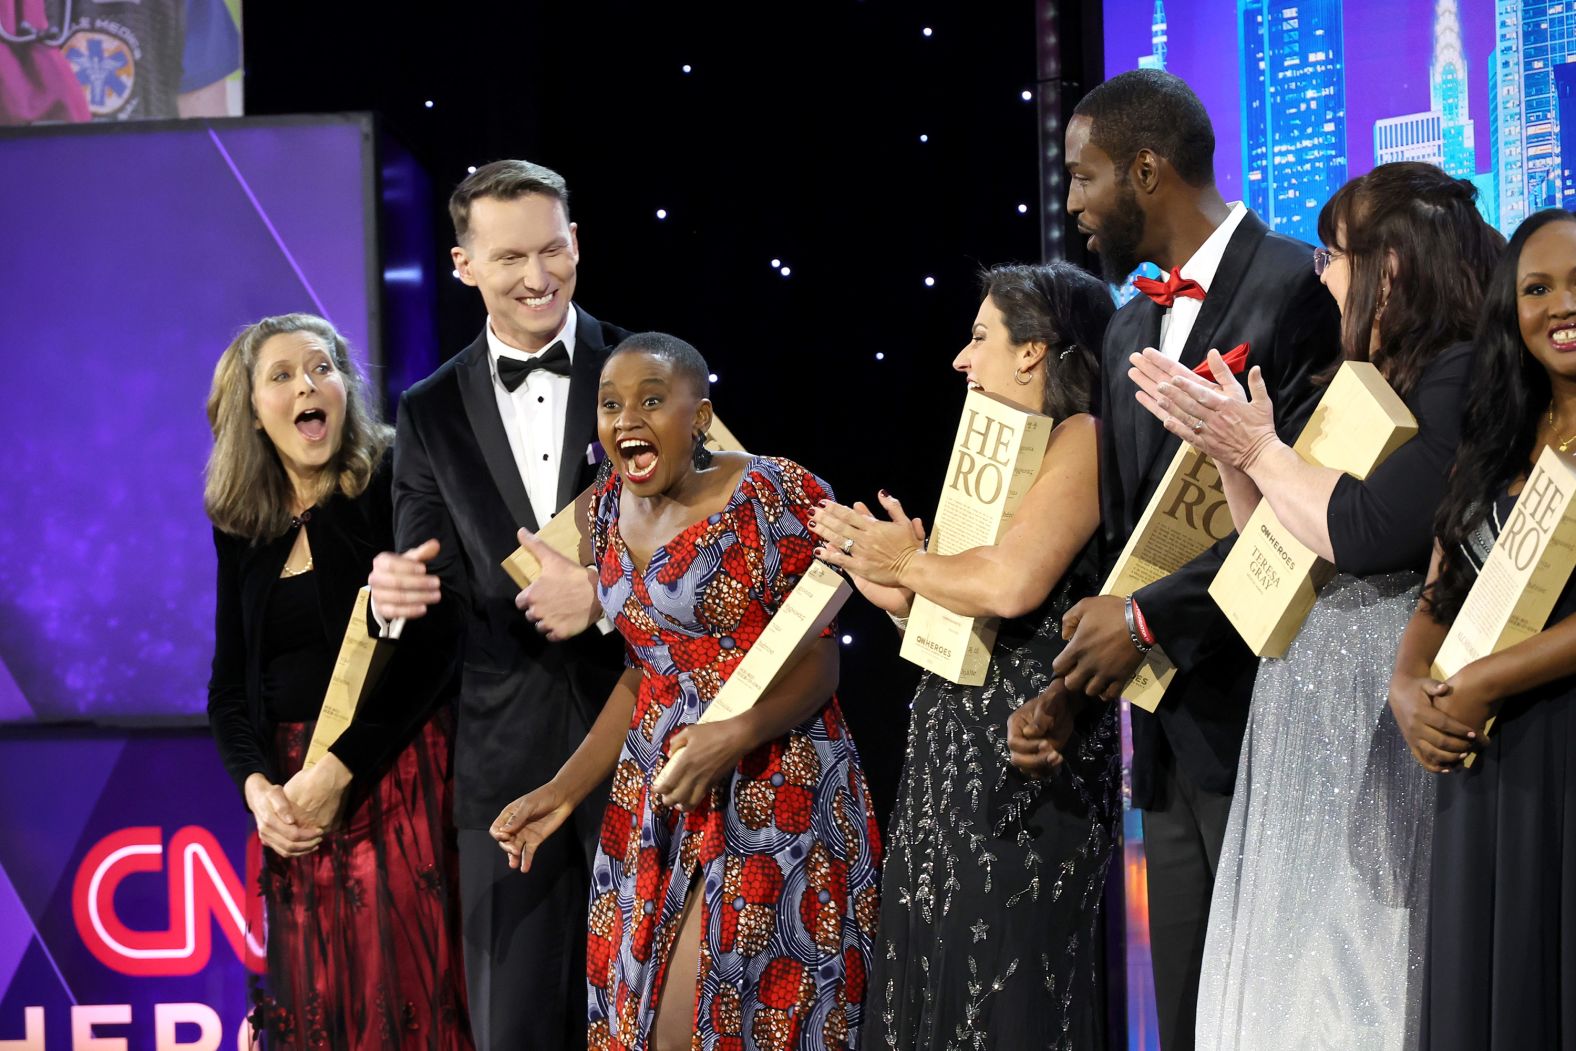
[241, 0, 1092, 811]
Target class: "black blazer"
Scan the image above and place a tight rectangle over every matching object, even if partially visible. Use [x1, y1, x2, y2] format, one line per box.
[1100, 210, 1342, 808]
[207, 454, 459, 797]
[390, 303, 629, 828]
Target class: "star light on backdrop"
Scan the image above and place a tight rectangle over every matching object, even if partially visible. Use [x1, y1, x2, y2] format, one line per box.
[656, 208, 668, 220]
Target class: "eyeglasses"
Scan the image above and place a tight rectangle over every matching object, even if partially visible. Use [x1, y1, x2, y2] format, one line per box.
[1312, 247, 1344, 276]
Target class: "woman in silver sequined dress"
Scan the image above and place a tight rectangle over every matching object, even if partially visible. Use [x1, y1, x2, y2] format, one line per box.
[811, 263, 1119, 1051]
[1130, 163, 1504, 1050]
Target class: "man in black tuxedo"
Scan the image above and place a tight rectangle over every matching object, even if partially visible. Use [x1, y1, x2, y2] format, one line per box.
[367, 160, 627, 1049]
[1046, 71, 1341, 1050]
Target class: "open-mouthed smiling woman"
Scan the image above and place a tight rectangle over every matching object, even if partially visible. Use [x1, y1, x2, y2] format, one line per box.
[204, 313, 471, 1050]
[491, 332, 881, 1051]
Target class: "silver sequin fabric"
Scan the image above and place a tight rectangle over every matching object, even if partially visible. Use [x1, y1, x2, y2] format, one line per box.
[863, 552, 1120, 1051]
[1197, 572, 1436, 1051]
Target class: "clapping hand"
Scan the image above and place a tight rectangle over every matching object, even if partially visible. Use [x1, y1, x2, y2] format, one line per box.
[1129, 348, 1280, 471]
[810, 493, 926, 614]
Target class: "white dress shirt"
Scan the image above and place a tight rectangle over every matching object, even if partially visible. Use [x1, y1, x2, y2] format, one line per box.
[374, 309, 592, 639]
[1157, 202, 1248, 361]
[487, 309, 578, 528]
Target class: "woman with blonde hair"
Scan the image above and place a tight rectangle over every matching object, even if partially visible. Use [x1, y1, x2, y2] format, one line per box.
[204, 313, 471, 1050]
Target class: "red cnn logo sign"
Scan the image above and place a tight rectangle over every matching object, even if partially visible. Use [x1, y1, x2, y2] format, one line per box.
[71, 827, 265, 976]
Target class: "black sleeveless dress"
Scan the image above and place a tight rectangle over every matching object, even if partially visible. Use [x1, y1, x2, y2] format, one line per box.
[863, 540, 1119, 1051]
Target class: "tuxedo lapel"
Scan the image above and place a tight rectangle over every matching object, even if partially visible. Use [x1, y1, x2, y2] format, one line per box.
[1175, 212, 1270, 373]
[557, 305, 609, 510]
[1110, 301, 1168, 521]
[457, 332, 539, 534]
[1129, 214, 1272, 503]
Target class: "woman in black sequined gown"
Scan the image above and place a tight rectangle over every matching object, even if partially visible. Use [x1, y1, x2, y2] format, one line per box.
[811, 263, 1119, 1050]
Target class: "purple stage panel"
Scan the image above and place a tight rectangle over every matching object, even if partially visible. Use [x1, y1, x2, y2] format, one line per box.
[0, 114, 433, 724]
[0, 729, 258, 1047]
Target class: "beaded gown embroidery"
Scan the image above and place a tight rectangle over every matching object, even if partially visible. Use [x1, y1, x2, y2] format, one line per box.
[588, 456, 882, 1051]
[862, 541, 1119, 1051]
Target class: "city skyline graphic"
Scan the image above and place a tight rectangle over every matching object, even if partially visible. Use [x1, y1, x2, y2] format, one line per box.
[1109, 0, 1563, 241]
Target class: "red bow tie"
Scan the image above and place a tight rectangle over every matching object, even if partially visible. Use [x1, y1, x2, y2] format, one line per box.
[1191, 343, 1250, 378]
[1134, 267, 1206, 308]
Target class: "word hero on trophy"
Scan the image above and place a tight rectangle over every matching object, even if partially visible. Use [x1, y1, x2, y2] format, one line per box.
[1433, 446, 1576, 764]
[304, 587, 394, 768]
[1210, 361, 1417, 657]
[1101, 444, 1233, 711]
[900, 390, 1053, 685]
[655, 559, 851, 795]
[501, 417, 746, 588]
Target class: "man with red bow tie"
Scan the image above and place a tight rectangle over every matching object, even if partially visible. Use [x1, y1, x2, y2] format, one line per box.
[1042, 69, 1340, 1051]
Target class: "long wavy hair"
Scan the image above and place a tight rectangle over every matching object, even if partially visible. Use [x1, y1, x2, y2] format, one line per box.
[1315, 162, 1504, 399]
[1429, 208, 1576, 622]
[981, 261, 1115, 421]
[204, 313, 392, 542]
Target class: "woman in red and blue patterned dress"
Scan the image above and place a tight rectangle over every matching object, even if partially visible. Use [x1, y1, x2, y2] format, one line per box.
[492, 333, 881, 1051]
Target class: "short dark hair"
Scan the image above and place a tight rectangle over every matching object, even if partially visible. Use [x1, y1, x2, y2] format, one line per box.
[608, 332, 711, 401]
[1073, 70, 1215, 187]
[449, 159, 569, 245]
[980, 262, 1115, 420]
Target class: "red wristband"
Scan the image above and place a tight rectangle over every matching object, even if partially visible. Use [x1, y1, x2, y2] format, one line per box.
[1130, 598, 1156, 647]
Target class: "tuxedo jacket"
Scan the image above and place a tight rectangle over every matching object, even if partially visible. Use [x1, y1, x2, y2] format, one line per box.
[390, 304, 630, 828]
[1101, 211, 1343, 809]
[208, 453, 458, 797]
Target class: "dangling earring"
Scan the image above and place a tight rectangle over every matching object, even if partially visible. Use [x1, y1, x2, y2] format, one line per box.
[1376, 284, 1390, 322]
[1013, 365, 1034, 386]
[692, 432, 713, 470]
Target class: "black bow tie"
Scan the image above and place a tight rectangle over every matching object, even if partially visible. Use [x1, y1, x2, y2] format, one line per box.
[497, 341, 570, 391]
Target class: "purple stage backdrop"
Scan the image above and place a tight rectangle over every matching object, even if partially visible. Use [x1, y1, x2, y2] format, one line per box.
[0, 729, 257, 1049]
[0, 114, 436, 726]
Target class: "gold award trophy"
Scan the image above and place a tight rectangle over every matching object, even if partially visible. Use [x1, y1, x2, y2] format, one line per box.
[1100, 445, 1234, 711]
[653, 558, 851, 796]
[898, 390, 1053, 686]
[501, 416, 746, 588]
[1208, 361, 1417, 657]
[1432, 446, 1576, 764]
[303, 587, 394, 768]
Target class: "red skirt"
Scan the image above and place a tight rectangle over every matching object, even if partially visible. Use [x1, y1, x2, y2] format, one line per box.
[250, 711, 472, 1051]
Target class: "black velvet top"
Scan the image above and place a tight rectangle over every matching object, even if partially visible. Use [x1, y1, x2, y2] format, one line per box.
[1324, 342, 1474, 576]
[259, 572, 335, 724]
[206, 453, 461, 796]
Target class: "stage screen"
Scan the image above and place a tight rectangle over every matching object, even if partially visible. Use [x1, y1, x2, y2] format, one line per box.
[0, 115, 421, 725]
[0, 0, 244, 126]
[1100, 0, 1558, 241]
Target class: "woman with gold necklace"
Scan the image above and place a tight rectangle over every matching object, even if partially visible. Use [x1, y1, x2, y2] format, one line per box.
[204, 314, 472, 1050]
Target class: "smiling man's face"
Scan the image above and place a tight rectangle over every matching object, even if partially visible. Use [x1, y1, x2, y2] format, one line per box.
[452, 192, 580, 351]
